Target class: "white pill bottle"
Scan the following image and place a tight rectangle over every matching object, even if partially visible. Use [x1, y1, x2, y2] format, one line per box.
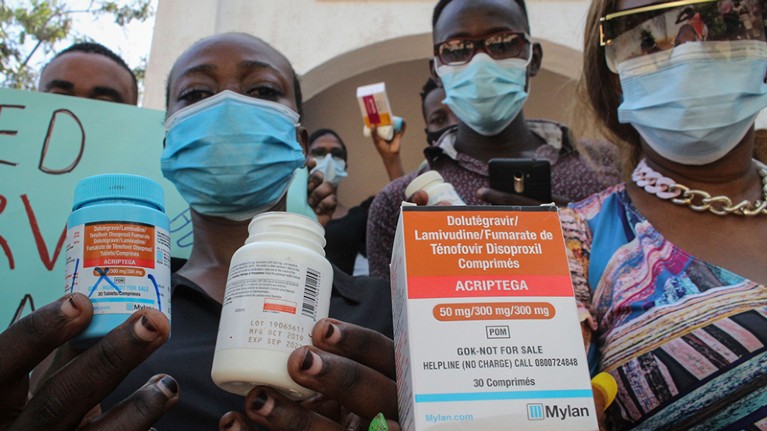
[211, 212, 333, 400]
[405, 170, 466, 206]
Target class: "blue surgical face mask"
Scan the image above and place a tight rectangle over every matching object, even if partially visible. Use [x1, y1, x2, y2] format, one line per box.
[617, 40, 767, 165]
[435, 52, 530, 136]
[161, 90, 305, 221]
[310, 154, 347, 187]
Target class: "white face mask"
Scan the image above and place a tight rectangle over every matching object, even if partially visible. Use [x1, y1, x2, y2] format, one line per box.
[616, 40, 767, 165]
[310, 155, 347, 187]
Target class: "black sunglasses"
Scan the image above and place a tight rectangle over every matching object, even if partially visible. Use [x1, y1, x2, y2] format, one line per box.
[433, 31, 531, 66]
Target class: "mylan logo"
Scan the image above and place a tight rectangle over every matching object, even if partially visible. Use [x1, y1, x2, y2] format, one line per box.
[527, 403, 544, 420]
[527, 403, 591, 421]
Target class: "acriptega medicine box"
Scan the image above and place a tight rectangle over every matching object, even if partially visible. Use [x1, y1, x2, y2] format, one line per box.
[391, 205, 598, 431]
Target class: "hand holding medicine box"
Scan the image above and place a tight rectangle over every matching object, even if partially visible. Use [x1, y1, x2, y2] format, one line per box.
[357, 82, 402, 141]
[391, 206, 598, 431]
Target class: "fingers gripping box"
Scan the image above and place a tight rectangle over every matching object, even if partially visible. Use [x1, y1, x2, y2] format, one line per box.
[391, 206, 598, 431]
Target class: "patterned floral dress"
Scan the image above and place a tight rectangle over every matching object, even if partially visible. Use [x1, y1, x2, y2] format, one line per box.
[560, 183, 767, 430]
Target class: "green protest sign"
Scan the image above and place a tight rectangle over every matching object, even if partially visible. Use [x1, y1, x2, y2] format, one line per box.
[0, 88, 192, 328]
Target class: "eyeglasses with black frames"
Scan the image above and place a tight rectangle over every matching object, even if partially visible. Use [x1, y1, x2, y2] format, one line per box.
[434, 31, 531, 66]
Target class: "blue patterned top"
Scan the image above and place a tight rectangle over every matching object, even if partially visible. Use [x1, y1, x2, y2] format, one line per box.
[560, 184, 767, 430]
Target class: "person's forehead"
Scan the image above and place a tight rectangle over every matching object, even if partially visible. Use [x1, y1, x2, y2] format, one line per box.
[41, 52, 132, 85]
[434, 0, 527, 41]
[424, 88, 447, 112]
[170, 34, 294, 85]
[310, 134, 342, 148]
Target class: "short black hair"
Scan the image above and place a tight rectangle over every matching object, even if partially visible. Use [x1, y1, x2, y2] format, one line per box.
[308, 128, 347, 160]
[420, 77, 441, 118]
[164, 33, 304, 119]
[43, 42, 138, 101]
[420, 77, 440, 106]
[432, 0, 529, 30]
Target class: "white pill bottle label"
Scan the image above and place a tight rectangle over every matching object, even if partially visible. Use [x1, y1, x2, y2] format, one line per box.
[212, 212, 333, 400]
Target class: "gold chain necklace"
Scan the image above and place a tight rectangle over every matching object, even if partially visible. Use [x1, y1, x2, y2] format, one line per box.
[631, 159, 767, 216]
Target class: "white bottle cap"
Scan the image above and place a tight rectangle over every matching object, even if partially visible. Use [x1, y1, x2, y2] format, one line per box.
[405, 170, 445, 198]
[245, 212, 327, 254]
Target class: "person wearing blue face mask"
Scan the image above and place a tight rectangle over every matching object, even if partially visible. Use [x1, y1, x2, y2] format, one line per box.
[100, 33, 395, 431]
[308, 128, 374, 275]
[310, 129, 350, 189]
[562, 0, 767, 428]
[162, 89, 306, 221]
[366, 0, 622, 280]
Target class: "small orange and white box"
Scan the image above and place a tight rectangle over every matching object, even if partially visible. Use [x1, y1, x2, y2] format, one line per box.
[357, 82, 393, 129]
[356, 82, 402, 141]
[390, 205, 598, 431]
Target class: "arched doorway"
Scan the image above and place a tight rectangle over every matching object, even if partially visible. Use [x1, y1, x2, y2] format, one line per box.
[300, 34, 586, 206]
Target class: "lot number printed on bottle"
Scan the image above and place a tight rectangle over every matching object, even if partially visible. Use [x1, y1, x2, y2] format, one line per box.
[218, 259, 326, 353]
